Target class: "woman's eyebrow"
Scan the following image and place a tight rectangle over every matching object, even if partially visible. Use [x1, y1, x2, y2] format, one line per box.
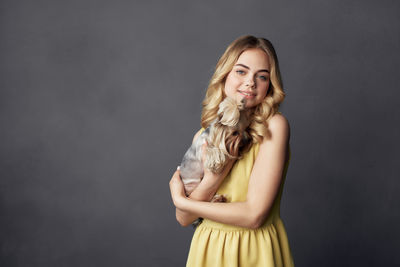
[234, 63, 269, 73]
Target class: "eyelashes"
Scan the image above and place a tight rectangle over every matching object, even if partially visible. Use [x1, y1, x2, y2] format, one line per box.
[235, 69, 268, 81]
[258, 75, 267, 81]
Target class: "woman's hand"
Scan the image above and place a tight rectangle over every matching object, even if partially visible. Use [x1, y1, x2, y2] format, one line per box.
[169, 168, 186, 208]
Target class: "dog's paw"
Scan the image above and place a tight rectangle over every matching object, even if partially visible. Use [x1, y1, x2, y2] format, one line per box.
[211, 194, 227, 203]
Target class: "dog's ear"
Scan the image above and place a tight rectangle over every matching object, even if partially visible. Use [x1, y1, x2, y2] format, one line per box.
[218, 97, 240, 126]
[204, 146, 226, 173]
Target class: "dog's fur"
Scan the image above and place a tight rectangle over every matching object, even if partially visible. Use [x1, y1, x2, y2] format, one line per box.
[179, 97, 252, 226]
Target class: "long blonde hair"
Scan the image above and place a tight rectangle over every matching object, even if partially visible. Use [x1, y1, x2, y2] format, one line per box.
[201, 35, 285, 143]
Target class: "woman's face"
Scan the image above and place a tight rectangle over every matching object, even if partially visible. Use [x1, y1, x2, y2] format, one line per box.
[224, 48, 271, 108]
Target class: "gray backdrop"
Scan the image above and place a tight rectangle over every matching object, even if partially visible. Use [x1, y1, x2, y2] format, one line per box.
[1, 0, 399, 266]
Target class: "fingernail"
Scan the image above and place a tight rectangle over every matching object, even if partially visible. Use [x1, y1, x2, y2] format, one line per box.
[177, 166, 180, 170]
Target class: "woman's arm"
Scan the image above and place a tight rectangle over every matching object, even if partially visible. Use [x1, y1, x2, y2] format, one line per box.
[175, 130, 234, 226]
[170, 114, 290, 229]
[175, 170, 229, 226]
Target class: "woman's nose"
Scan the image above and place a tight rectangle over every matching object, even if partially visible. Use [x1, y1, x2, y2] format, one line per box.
[245, 77, 255, 88]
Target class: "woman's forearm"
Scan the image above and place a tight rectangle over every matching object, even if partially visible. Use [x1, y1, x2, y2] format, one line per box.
[175, 174, 225, 226]
[177, 197, 264, 229]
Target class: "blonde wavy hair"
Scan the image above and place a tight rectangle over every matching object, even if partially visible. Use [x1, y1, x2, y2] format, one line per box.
[201, 35, 285, 143]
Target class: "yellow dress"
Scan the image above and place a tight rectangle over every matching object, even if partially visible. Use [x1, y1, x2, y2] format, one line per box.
[186, 141, 294, 267]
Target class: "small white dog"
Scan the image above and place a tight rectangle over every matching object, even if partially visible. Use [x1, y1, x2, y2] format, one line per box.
[179, 97, 252, 201]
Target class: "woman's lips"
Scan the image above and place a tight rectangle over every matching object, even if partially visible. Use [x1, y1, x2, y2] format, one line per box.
[238, 90, 256, 98]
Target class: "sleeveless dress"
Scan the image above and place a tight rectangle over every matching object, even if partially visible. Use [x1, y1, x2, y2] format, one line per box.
[186, 136, 294, 267]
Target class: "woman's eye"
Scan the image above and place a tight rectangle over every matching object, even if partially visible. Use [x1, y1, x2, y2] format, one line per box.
[258, 75, 268, 81]
[236, 70, 245, 75]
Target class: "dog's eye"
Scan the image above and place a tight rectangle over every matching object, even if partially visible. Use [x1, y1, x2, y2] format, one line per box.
[233, 131, 238, 136]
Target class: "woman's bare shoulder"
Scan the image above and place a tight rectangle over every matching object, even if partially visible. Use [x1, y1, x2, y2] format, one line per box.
[269, 113, 289, 131]
[257, 113, 290, 163]
[265, 113, 290, 143]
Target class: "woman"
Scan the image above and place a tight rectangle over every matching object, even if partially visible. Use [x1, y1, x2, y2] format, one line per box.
[170, 35, 294, 267]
